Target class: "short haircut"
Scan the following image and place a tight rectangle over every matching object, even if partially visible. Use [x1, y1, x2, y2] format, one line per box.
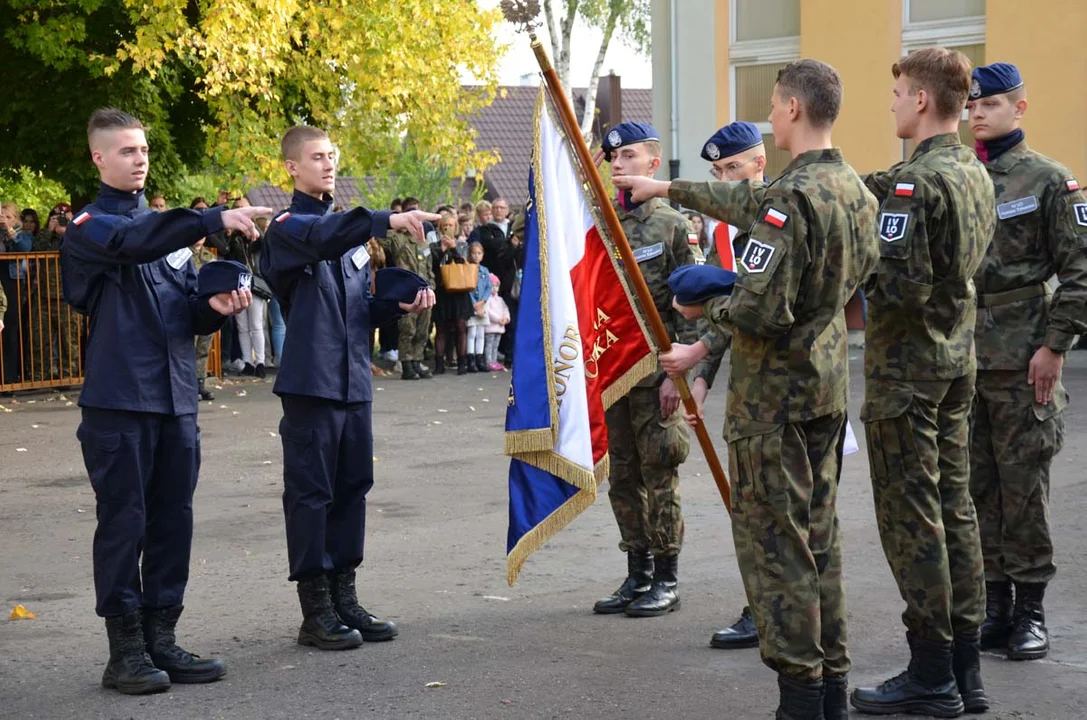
[402, 197, 420, 210]
[492, 197, 508, 206]
[643, 140, 662, 158]
[775, 59, 844, 128]
[87, 108, 144, 146]
[189, 196, 208, 209]
[390, 198, 402, 209]
[892, 47, 972, 119]
[1008, 85, 1028, 103]
[475, 200, 492, 214]
[150, 194, 166, 201]
[281, 125, 329, 161]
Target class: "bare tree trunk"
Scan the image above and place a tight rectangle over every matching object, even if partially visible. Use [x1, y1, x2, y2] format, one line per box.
[557, 0, 580, 92]
[542, 0, 562, 85]
[580, 5, 619, 141]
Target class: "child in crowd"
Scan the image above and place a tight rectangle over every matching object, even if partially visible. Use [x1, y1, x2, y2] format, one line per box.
[483, 274, 510, 371]
[465, 241, 491, 373]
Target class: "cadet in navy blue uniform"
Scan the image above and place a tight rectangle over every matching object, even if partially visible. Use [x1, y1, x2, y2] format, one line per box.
[260, 125, 436, 651]
[61, 109, 272, 695]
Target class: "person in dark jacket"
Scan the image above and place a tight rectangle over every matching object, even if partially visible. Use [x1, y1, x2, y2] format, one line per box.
[260, 124, 436, 652]
[62, 108, 269, 695]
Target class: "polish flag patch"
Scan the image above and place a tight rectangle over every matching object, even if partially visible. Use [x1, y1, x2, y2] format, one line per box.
[894, 182, 915, 197]
[764, 207, 788, 228]
[72, 211, 91, 226]
[275, 211, 292, 223]
[1067, 179, 1080, 192]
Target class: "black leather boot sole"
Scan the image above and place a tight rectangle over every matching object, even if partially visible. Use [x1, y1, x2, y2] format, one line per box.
[358, 623, 398, 642]
[153, 657, 227, 684]
[593, 597, 639, 614]
[850, 692, 963, 717]
[101, 666, 171, 695]
[1007, 644, 1048, 661]
[624, 596, 680, 617]
[711, 607, 759, 649]
[297, 625, 363, 650]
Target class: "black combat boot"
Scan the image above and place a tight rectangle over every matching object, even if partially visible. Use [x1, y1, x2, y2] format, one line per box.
[434, 357, 446, 375]
[850, 632, 964, 717]
[144, 606, 226, 683]
[952, 631, 988, 713]
[296, 576, 363, 650]
[197, 378, 214, 402]
[102, 611, 171, 695]
[457, 356, 468, 375]
[592, 551, 653, 614]
[475, 354, 488, 372]
[711, 605, 759, 648]
[329, 569, 399, 642]
[823, 675, 848, 720]
[414, 361, 433, 379]
[777, 674, 825, 720]
[466, 354, 478, 373]
[401, 361, 420, 380]
[979, 580, 1013, 650]
[1008, 582, 1049, 660]
[625, 554, 680, 617]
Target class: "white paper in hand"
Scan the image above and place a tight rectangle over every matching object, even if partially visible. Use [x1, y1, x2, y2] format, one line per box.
[843, 420, 860, 456]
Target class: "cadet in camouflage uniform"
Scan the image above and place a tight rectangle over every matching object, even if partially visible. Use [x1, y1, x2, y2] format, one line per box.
[590, 122, 696, 620]
[617, 60, 880, 720]
[32, 205, 81, 381]
[192, 238, 217, 401]
[850, 49, 995, 717]
[378, 229, 435, 380]
[661, 122, 769, 651]
[966, 63, 1087, 663]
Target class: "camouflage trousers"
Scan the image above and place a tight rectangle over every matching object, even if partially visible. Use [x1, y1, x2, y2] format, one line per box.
[728, 412, 849, 682]
[970, 370, 1064, 585]
[605, 386, 689, 557]
[397, 308, 432, 363]
[195, 334, 212, 380]
[31, 302, 81, 381]
[863, 374, 985, 643]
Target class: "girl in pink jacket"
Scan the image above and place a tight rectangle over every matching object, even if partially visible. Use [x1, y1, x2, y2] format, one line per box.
[483, 274, 510, 371]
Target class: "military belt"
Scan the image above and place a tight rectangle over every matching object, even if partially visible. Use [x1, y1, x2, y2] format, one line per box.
[977, 283, 1049, 308]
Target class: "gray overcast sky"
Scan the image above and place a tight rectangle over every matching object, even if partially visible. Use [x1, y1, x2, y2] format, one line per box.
[468, 1, 653, 88]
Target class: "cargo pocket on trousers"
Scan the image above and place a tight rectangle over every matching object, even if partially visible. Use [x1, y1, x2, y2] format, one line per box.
[647, 409, 691, 468]
[76, 424, 125, 503]
[860, 391, 914, 484]
[279, 421, 316, 486]
[727, 420, 783, 507]
[1031, 402, 1065, 462]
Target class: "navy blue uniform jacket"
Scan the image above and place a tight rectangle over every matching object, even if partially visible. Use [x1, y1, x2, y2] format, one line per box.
[260, 190, 400, 403]
[61, 184, 228, 416]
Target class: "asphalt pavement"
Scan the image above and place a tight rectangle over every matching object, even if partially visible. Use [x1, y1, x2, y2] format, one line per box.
[1, 352, 1086, 719]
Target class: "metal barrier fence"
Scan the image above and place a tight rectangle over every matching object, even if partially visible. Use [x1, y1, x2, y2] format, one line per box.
[0, 251, 220, 393]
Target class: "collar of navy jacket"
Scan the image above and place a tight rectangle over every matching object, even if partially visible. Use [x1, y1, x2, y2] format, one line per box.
[96, 182, 145, 216]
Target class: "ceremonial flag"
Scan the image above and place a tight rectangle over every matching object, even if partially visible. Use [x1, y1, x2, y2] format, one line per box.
[504, 88, 658, 585]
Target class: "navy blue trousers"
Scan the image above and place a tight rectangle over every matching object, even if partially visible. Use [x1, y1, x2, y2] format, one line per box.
[78, 409, 200, 618]
[279, 395, 374, 581]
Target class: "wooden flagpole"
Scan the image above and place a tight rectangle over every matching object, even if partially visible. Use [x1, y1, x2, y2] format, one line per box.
[529, 35, 731, 513]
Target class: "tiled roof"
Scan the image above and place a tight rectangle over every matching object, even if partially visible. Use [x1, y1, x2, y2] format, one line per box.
[472, 85, 653, 208]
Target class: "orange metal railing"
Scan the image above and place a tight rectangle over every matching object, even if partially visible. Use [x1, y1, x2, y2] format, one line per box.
[0, 251, 221, 393]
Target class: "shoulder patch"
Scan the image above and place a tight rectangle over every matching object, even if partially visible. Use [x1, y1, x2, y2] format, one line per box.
[1074, 203, 1087, 228]
[73, 211, 92, 226]
[275, 211, 292, 223]
[879, 212, 910, 243]
[763, 207, 788, 229]
[894, 182, 915, 198]
[633, 242, 664, 263]
[1066, 179, 1080, 192]
[739, 238, 775, 273]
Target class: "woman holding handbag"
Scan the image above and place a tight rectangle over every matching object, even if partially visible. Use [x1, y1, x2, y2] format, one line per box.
[432, 214, 474, 375]
[237, 229, 275, 378]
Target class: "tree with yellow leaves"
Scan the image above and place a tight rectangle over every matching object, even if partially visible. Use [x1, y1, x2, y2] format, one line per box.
[0, 0, 504, 200]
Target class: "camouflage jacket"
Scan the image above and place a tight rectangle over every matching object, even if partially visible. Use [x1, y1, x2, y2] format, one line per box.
[31, 230, 65, 297]
[974, 140, 1087, 369]
[863, 133, 996, 382]
[690, 227, 747, 388]
[669, 148, 879, 431]
[614, 196, 699, 388]
[378, 230, 435, 284]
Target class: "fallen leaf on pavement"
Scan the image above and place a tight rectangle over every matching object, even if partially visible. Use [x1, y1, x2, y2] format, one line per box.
[10, 604, 36, 620]
[425, 682, 446, 688]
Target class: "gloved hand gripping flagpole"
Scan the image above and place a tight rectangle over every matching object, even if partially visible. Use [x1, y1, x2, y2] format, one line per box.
[529, 35, 732, 513]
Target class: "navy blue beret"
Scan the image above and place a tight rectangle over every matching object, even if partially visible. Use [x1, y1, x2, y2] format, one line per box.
[668, 265, 738, 306]
[197, 260, 252, 298]
[375, 267, 430, 304]
[970, 63, 1023, 100]
[701, 122, 763, 162]
[602, 121, 660, 160]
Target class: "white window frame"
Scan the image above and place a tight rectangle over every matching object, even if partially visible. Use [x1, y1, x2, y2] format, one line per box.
[729, 0, 800, 134]
[900, 0, 986, 158]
